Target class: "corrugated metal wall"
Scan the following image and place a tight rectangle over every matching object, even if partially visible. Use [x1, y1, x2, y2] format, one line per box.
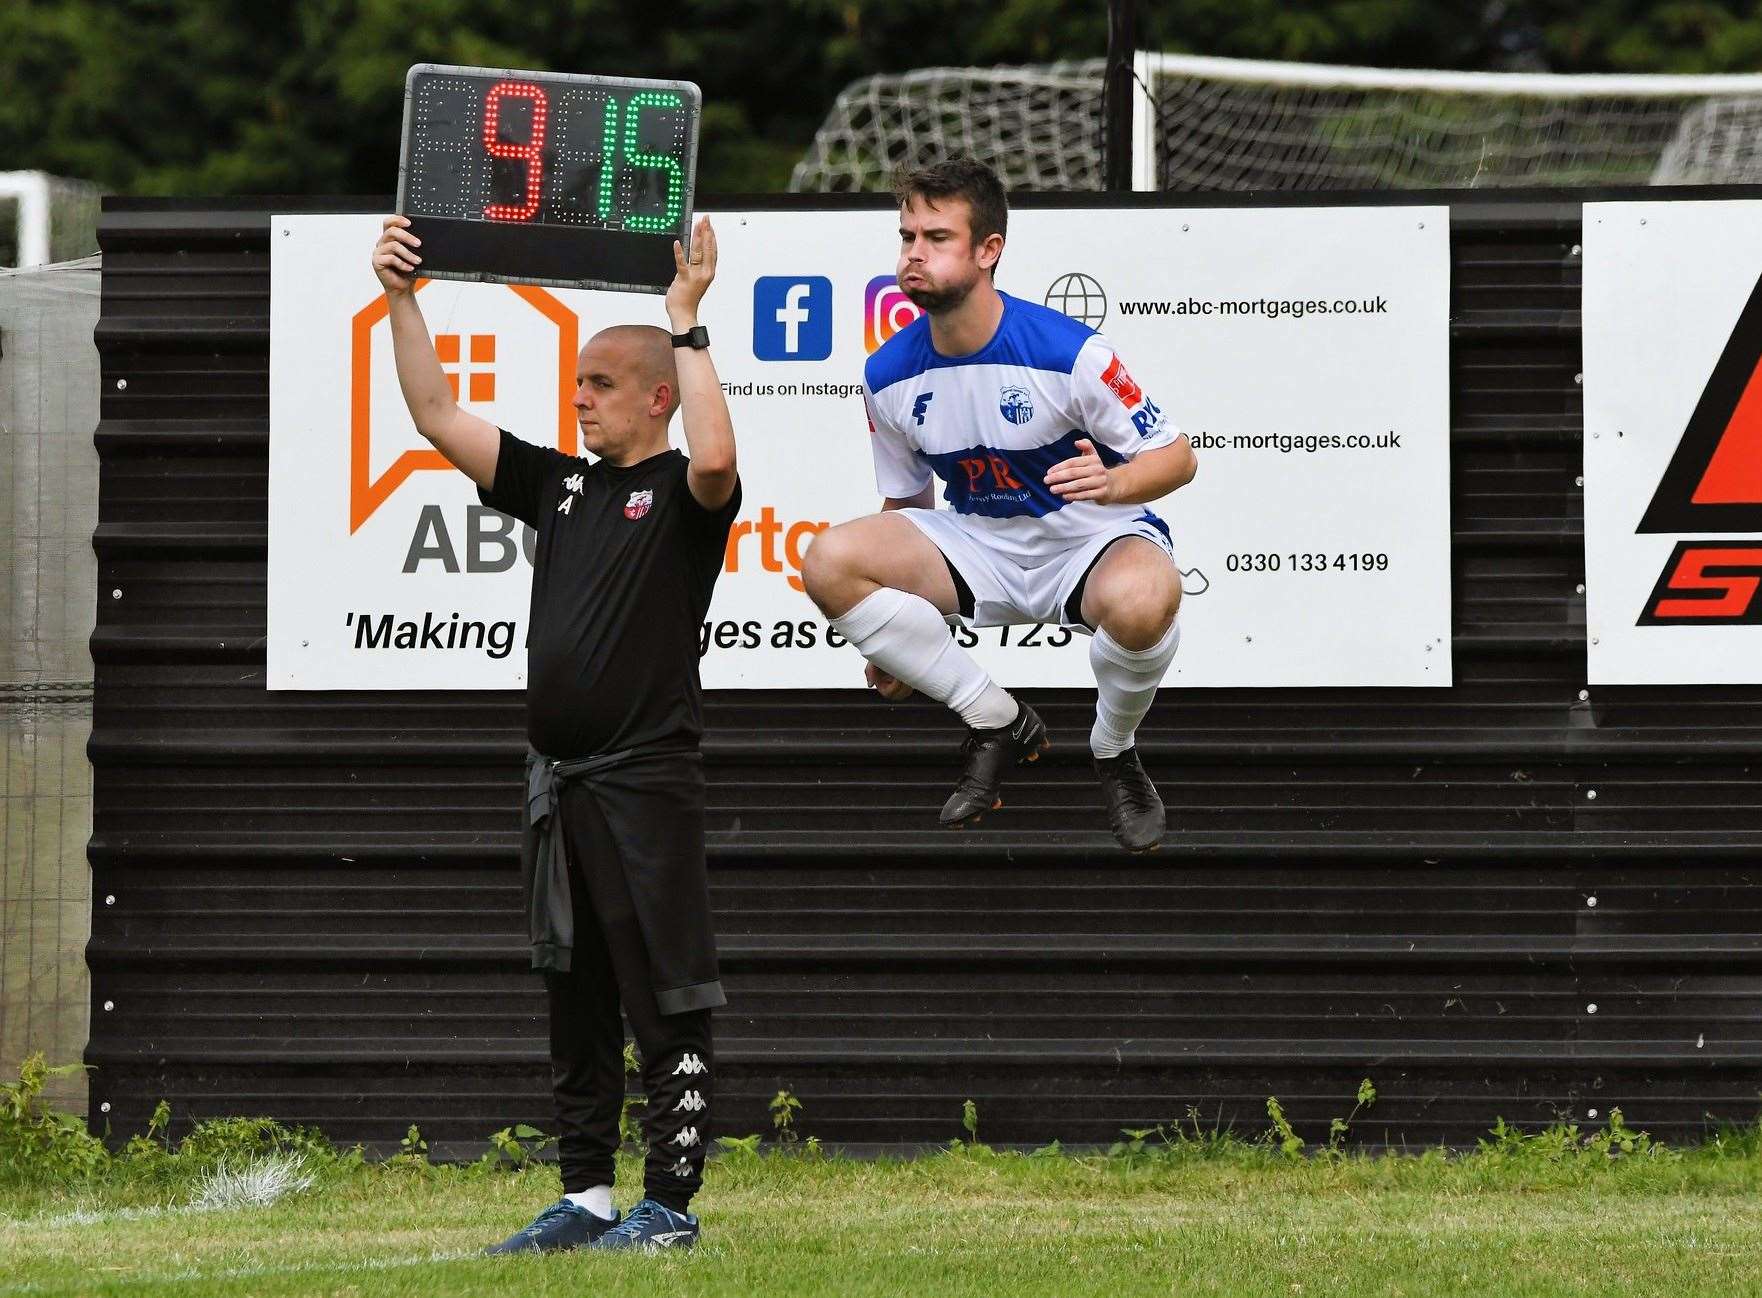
[89, 193, 1762, 1154]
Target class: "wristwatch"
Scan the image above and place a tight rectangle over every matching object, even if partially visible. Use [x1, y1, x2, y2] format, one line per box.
[671, 325, 710, 349]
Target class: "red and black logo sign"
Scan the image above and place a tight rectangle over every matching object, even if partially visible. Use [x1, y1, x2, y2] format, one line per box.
[1637, 271, 1762, 624]
[1639, 542, 1762, 625]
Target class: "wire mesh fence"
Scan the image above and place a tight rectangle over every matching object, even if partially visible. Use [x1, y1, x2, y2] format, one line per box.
[1, 255, 100, 1114]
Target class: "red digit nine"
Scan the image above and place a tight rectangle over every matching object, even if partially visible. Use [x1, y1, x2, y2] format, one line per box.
[482, 81, 549, 221]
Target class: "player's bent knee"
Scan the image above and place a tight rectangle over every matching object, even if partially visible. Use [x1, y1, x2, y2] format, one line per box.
[1096, 568, 1181, 649]
[799, 522, 867, 611]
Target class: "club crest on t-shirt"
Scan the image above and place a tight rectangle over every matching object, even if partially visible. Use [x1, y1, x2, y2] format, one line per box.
[998, 385, 1034, 426]
[624, 489, 655, 520]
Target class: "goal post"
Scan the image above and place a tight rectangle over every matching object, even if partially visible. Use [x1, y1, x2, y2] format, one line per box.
[0, 172, 101, 268]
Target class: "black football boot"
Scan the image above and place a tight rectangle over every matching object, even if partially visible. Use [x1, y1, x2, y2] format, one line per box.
[939, 702, 1050, 828]
[1092, 747, 1165, 852]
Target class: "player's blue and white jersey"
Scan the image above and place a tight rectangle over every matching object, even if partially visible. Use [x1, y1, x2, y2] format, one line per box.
[862, 291, 1180, 567]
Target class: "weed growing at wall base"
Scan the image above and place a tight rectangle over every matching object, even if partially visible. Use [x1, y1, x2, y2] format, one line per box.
[0, 1056, 106, 1184]
[1, 1055, 1755, 1198]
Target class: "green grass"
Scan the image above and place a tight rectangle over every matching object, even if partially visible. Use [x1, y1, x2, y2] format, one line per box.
[4, 1141, 1762, 1298]
[5, 1061, 1761, 1297]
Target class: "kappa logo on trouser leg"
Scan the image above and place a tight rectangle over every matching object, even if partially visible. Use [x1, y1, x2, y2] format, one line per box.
[672, 1053, 707, 1076]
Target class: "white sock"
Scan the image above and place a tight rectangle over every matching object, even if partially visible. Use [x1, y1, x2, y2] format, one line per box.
[1089, 619, 1180, 759]
[832, 588, 1018, 730]
[565, 1185, 615, 1218]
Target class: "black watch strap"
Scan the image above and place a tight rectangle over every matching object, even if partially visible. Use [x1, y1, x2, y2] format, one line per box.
[671, 325, 710, 350]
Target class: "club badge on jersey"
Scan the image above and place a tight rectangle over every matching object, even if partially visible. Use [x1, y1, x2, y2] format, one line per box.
[624, 490, 655, 520]
[998, 385, 1035, 426]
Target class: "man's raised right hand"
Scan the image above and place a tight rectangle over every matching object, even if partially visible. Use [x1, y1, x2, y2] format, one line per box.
[372, 215, 422, 294]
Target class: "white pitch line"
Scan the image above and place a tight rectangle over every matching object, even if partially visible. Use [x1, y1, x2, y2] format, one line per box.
[0, 1248, 481, 1297]
[0, 1202, 190, 1231]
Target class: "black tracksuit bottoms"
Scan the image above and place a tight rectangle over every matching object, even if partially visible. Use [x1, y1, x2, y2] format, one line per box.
[546, 779, 713, 1214]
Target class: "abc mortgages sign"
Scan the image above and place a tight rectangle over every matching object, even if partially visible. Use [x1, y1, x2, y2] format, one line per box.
[1585, 202, 1762, 683]
[270, 207, 1449, 690]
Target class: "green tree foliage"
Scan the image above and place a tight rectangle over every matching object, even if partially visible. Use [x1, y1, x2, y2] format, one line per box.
[3, 1, 1760, 196]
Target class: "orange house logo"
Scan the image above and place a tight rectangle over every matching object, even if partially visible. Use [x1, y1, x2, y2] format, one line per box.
[349, 280, 579, 532]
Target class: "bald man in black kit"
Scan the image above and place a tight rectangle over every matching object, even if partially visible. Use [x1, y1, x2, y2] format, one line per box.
[372, 214, 738, 1253]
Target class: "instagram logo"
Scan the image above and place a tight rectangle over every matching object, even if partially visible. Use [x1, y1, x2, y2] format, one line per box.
[864, 275, 922, 354]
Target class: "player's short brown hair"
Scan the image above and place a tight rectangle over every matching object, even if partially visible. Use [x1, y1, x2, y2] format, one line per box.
[893, 157, 1008, 270]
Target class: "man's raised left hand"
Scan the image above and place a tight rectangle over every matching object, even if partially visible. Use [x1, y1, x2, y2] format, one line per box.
[667, 216, 716, 328]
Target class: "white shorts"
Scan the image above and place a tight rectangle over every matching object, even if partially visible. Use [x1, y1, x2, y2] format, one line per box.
[900, 508, 1177, 629]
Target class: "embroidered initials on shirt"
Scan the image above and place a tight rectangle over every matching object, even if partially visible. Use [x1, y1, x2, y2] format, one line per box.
[957, 454, 1025, 492]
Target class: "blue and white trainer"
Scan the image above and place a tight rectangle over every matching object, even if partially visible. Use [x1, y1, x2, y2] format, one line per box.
[484, 1198, 619, 1254]
[590, 1197, 699, 1251]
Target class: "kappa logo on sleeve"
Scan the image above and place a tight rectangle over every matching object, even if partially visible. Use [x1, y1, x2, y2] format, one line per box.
[1635, 267, 1762, 624]
[558, 473, 586, 516]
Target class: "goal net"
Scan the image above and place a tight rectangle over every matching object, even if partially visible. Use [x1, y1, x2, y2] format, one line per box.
[790, 60, 1105, 193]
[791, 53, 1762, 192]
[1144, 53, 1762, 190]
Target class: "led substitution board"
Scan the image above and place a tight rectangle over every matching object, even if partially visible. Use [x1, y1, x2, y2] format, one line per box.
[396, 64, 700, 294]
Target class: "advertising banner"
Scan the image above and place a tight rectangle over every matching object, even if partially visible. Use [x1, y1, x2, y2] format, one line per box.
[269, 206, 1451, 689]
[1584, 201, 1762, 684]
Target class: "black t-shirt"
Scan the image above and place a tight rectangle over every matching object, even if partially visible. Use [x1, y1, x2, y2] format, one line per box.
[479, 428, 740, 759]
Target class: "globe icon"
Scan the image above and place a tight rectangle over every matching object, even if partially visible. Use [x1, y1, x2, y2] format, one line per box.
[1044, 273, 1107, 328]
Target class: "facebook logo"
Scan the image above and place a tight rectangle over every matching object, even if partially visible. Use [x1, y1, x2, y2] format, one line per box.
[753, 276, 833, 361]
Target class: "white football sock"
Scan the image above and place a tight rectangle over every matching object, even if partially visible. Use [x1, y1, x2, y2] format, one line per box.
[565, 1185, 615, 1218]
[1089, 619, 1180, 759]
[832, 588, 1018, 730]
